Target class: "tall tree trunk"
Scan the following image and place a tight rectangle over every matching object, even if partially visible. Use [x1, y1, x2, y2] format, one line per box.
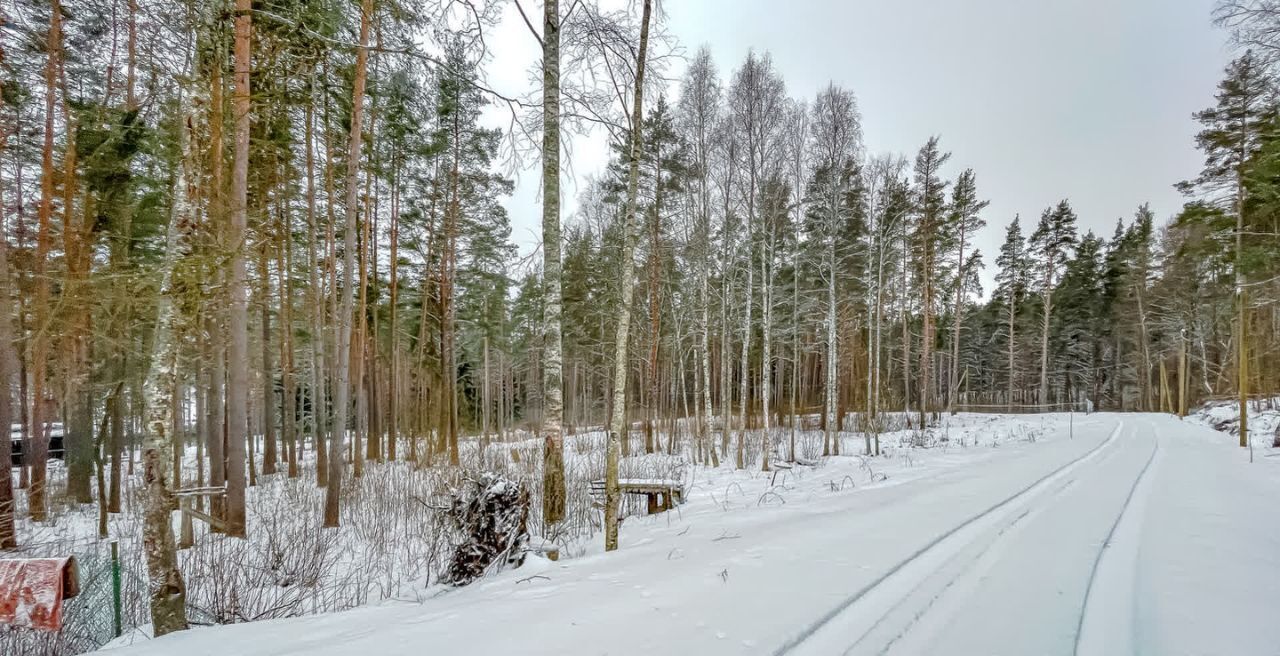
[142, 71, 195, 637]
[1007, 288, 1017, 412]
[481, 334, 490, 465]
[1136, 284, 1153, 412]
[0, 88, 14, 545]
[225, 0, 253, 537]
[948, 222, 968, 413]
[760, 222, 773, 470]
[442, 73, 460, 467]
[737, 201, 754, 468]
[28, 0, 65, 522]
[872, 235, 886, 455]
[280, 202, 298, 478]
[1235, 150, 1248, 447]
[825, 245, 837, 458]
[308, 73, 329, 486]
[260, 233, 276, 476]
[920, 241, 934, 427]
[1038, 262, 1054, 407]
[699, 239, 716, 467]
[719, 201, 733, 459]
[205, 31, 227, 522]
[56, 13, 93, 504]
[605, 0, 653, 552]
[645, 151, 663, 455]
[791, 231, 801, 462]
[325, 0, 373, 527]
[354, 177, 370, 475]
[900, 229, 912, 423]
[541, 0, 567, 526]
[0, 234, 17, 548]
[1178, 327, 1188, 418]
[387, 155, 399, 462]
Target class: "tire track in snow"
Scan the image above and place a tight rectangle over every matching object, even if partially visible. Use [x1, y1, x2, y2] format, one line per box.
[774, 420, 1127, 656]
[1073, 420, 1161, 656]
[858, 428, 1145, 655]
[850, 472, 1084, 655]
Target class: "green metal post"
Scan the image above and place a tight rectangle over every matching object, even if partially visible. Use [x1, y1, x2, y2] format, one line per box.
[111, 540, 122, 637]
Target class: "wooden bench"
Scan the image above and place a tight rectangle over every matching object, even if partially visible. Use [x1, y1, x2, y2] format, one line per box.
[175, 486, 227, 548]
[589, 479, 684, 514]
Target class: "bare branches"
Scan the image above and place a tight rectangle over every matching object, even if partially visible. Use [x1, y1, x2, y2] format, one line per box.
[512, 0, 543, 47]
[1215, 1, 1280, 61]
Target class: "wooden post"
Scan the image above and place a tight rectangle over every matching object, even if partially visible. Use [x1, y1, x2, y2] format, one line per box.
[1178, 329, 1188, 418]
[1159, 359, 1172, 414]
[1240, 292, 1249, 448]
[179, 497, 193, 549]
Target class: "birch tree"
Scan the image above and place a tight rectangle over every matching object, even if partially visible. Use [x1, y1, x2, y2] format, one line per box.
[602, 0, 653, 552]
[140, 46, 200, 633]
[539, 0, 568, 526]
[676, 47, 720, 466]
[807, 84, 861, 457]
[727, 52, 786, 467]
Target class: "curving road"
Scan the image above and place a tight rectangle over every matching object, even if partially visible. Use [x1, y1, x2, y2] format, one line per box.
[783, 415, 1280, 656]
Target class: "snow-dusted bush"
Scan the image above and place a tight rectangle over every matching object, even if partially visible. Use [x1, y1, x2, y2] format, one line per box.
[442, 473, 529, 586]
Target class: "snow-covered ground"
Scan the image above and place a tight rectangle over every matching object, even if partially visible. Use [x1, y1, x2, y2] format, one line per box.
[99, 412, 1280, 656]
[1189, 397, 1280, 448]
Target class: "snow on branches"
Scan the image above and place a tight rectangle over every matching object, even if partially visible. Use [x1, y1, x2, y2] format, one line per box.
[443, 473, 530, 586]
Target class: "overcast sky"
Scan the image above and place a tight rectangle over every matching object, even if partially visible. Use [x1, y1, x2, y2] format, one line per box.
[483, 0, 1232, 294]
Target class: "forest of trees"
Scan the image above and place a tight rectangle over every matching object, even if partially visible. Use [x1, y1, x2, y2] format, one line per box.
[1, 0, 1279, 642]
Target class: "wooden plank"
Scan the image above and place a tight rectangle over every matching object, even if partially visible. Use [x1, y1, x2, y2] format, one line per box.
[174, 486, 227, 498]
[179, 499, 194, 550]
[185, 507, 226, 531]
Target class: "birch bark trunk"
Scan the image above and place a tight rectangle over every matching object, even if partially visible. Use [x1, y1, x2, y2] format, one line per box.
[605, 0, 653, 552]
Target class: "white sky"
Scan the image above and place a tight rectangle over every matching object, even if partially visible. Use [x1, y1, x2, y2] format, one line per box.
[481, 0, 1232, 293]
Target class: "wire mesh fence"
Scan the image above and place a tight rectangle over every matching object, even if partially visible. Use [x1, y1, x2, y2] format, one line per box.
[1, 535, 149, 656]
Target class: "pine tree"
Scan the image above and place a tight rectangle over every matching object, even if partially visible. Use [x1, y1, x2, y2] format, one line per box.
[910, 137, 951, 424]
[1179, 51, 1277, 446]
[994, 218, 1029, 408]
[945, 169, 988, 412]
[1054, 232, 1105, 406]
[1030, 200, 1078, 405]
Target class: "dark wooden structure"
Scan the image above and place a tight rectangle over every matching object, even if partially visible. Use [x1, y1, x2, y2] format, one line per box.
[590, 479, 684, 514]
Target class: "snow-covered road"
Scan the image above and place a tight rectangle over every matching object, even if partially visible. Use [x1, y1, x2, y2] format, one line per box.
[106, 414, 1280, 656]
[792, 414, 1280, 656]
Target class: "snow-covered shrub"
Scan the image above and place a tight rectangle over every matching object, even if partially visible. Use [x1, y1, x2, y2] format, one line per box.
[443, 473, 529, 586]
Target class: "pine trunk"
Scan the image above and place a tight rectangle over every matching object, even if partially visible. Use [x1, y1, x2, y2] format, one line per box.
[326, 0, 373, 526]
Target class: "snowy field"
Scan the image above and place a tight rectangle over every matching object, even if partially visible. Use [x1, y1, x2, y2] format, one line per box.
[96, 412, 1280, 656]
